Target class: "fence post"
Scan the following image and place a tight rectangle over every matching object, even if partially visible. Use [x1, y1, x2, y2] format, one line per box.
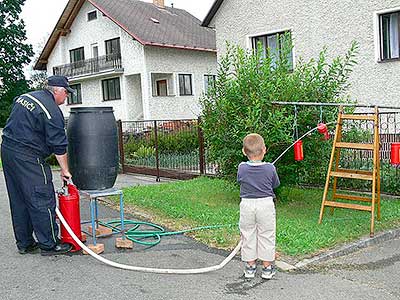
[154, 120, 160, 182]
[198, 117, 205, 175]
[117, 120, 125, 174]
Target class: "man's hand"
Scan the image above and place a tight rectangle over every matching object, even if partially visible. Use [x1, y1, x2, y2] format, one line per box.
[60, 169, 72, 182]
[55, 153, 72, 182]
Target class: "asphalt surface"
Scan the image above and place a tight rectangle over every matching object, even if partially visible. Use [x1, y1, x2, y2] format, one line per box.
[0, 171, 399, 300]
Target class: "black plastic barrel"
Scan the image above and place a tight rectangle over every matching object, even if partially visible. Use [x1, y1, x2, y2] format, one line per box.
[67, 107, 118, 190]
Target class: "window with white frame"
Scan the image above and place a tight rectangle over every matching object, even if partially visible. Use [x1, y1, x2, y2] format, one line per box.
[251, 31, 293, 68]
[178, 74, 193, 96]
[379, 11, 400, 60]
[67, 84, 82, 105]
[102, 78, 121, 101]
[204, 75, 216, 94]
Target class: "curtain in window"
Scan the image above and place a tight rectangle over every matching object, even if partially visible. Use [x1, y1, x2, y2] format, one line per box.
[267, 34, 279, 67]
[390, 13, 399, 58]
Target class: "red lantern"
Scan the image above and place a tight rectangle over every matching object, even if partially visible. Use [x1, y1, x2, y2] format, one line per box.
[391, 143, 400, 165]
[294, 140, 304, 161]
[317, 123, 330, 140]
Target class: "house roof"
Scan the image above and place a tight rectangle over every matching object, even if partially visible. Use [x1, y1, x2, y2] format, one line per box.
[34, 0, 216, 70]
[201, 0, 224, 27]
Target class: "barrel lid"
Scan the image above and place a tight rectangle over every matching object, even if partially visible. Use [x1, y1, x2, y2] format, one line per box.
[70, 107, 114, 113]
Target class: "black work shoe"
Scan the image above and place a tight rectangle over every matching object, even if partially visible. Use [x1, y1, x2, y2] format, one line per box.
[40, 243, 73, 256]
[18, 242, 40, 255]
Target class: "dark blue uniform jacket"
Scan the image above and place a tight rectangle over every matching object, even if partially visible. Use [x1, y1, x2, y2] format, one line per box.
[2, 90, 67, 158]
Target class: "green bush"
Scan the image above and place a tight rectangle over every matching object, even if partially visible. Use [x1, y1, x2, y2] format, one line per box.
[124, 128, 199, 159]
[200, 37, 359, 181]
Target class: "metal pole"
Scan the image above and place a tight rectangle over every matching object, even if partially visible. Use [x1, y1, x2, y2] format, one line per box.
[271, 101, 400, 110]
[154, 120, 160, 182]
[198, 117, 205, 175]
[117, 120, 125, 174]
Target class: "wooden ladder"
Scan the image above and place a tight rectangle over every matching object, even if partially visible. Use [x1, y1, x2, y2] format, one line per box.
[318, 106, 381, 237]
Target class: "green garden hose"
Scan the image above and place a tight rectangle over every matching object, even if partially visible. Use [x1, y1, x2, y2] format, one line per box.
[98, 220, 237, 246]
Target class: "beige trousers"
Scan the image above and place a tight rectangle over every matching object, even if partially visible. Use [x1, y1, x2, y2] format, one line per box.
[239, 197, 276, 262]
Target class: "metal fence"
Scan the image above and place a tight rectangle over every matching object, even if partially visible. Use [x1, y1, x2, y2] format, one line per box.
[117, 104, 399, 194]
[271, 102, 400, 194]
[117, 119, 216, 180]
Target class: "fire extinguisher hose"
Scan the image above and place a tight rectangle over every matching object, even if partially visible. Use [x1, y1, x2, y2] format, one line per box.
[56, 207, 241, 274]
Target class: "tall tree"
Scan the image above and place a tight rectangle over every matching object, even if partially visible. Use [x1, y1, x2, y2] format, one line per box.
[0, 0, 33, 126]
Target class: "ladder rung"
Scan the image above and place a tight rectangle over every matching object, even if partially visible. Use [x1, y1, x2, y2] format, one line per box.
[324, 201, 372, 211]
[330, 170, 373, 180]
[334, 194, 372, 202]
[341, 114, 375, 121]
[335, 142, 374, 150]
[337, 168, 373, 176]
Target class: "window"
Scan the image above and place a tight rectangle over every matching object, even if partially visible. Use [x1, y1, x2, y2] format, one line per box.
[251, 31, 293, 68]
[102, 78, 121, 101]
[67, 84, 82, 105]
[156, 80, 167, 96]
[178, 74, 193, 96]
[204, 75, 216, 93]
[105, 38, 121, 56]
[87, 10, 97, 21]
[69, 47, 85, 63]
[380, 11, 400, 60]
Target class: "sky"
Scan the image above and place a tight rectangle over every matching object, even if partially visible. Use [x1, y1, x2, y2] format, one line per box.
[21, 0, 215, 54]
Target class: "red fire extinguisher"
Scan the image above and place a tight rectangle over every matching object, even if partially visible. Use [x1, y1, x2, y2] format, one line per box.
[294, 140, 304, 161]
[58, 182, 82, 252]
[391, 143, 400, 165]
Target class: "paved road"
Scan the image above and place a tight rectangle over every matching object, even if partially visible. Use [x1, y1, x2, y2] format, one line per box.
[0, 171, 399, 300]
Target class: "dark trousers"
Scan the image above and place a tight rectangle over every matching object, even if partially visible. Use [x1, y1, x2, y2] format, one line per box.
[1, 145, 58, 250]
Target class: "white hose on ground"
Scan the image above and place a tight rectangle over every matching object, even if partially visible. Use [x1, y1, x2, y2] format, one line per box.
[55, 123, 332, 273]
[56, 207, 241, 274]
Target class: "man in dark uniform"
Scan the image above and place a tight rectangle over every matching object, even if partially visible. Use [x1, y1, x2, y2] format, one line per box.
[1, 75, 74, 256]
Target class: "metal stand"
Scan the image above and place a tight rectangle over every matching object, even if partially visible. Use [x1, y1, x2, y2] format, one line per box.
[80, 188, 125, 246]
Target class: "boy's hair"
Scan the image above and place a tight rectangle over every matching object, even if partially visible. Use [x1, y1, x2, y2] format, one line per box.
[243, 133, 266, 158]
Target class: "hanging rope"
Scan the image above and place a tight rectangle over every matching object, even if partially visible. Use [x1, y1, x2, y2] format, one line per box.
[319, 106, 323, 124]
[293, 105, 299, 140]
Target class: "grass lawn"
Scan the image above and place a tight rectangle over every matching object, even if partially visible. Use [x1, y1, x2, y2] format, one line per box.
[119, 177, 400, 258]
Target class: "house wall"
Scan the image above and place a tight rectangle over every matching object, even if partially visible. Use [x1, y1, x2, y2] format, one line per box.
[46, 1, 145, 120]
[211, 0, 400, 107]
[144, 46, 217, 120]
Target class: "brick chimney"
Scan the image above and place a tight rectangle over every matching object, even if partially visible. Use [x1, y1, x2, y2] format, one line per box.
[153, 0, 165, 8]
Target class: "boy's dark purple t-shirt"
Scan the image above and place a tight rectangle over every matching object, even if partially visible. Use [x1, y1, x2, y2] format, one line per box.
[237, 162, 280, 198]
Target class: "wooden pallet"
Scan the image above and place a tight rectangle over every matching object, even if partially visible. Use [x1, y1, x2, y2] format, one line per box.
[318, 106, 381, 237]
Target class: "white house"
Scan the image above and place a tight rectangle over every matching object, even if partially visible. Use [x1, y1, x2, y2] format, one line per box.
[202, 0, 400, 107]
[34, 0, 217, 120]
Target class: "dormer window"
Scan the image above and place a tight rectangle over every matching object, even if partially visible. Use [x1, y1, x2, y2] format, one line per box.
[88, 10, 97, 21]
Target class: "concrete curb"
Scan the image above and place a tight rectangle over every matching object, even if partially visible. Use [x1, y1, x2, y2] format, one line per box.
[289, 227, 400, 269]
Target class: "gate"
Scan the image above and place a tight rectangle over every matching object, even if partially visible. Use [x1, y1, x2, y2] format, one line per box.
[117, 118, 216, 180]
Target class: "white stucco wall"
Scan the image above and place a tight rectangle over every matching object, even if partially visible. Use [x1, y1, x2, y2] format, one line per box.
[46, 1, 145, 121]
[45, 1, 217, 121]
[211, 0, 400, 107]
[144, 46, 217, 120]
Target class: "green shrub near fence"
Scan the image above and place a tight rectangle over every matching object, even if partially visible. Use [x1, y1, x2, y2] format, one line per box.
[124, 128, 199, 159]
[200, 37, 359, 182]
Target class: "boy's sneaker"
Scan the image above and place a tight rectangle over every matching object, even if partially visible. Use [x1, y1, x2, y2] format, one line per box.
[244, 263, 257, 278]
[261, 265, 276, 280]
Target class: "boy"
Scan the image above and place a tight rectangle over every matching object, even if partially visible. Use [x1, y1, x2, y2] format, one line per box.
[237, 133, 280, 279]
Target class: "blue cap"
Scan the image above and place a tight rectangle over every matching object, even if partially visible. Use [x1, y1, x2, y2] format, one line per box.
[47, 75, 75, 93]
